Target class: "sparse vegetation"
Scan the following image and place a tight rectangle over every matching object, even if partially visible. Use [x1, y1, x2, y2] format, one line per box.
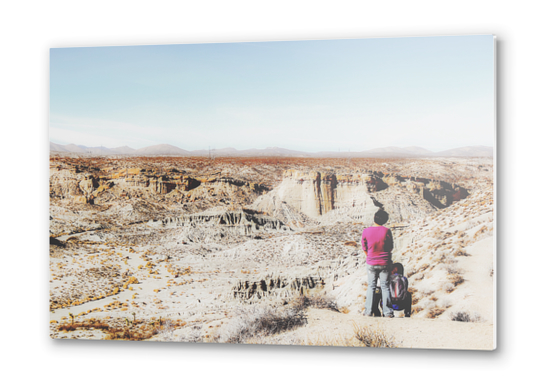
[426, 307, 446, 319]
[49, 155, 494, 349]
[448, 273, 465, 287]
[54, 317, 186, 341]
[450, 311, 482, 323]
[289, 293, 339, 312]
[214, 303, 307, 344]
[352, 323, 397, 348]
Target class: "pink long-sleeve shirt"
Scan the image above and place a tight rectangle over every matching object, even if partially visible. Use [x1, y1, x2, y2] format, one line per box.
[361, 226, 393, 266]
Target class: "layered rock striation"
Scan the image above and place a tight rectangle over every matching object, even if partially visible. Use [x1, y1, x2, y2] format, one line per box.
[232, 273, 326, 302]
[149, 209, 290, 240]
[252, 169, 469, 225]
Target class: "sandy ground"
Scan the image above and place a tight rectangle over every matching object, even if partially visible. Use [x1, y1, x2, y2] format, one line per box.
[261, 308, 494, 350]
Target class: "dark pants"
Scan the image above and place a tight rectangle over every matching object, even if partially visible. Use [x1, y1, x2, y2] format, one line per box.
[373, 291, 412, 317]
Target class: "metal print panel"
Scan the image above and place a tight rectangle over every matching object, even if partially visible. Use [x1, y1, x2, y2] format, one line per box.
[49, 35, 496, 350]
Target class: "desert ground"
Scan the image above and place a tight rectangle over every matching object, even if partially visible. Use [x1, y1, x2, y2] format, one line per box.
[49, 155, 494, 350]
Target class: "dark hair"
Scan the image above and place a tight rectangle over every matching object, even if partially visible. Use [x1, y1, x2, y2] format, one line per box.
[374, 209, 389, 225]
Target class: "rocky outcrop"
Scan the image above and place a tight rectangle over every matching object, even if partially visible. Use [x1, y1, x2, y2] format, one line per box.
[252, 170, 383, 221]
[257, 170, 376, 218]
[149, 209, 290, 239]
[79, 175, 97, 195]
[232, 273, 326, 302]
[50, 161, 267, 208]
[252, 169, 469, 224]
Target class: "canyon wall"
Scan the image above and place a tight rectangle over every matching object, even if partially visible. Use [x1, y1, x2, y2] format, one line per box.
[252, 170, 469, 224]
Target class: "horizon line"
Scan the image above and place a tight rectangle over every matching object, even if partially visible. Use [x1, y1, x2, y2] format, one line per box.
[49, 140, 493, 153]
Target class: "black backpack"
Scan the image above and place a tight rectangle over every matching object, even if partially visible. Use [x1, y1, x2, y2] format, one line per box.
[390, 274, 408, 302]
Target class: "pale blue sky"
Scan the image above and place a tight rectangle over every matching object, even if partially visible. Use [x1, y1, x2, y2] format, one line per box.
[50, 35, 494, 152]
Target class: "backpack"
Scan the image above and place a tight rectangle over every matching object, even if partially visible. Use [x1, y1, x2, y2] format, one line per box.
[390, 274, 408, 302]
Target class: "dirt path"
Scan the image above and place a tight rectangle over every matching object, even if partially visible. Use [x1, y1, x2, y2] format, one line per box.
[266, 308, 495, 350]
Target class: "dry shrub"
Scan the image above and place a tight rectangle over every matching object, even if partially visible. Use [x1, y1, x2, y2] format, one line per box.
[445, 263, 461, 274]
[352, 323, 397, 348]
[418, 287, 435, 297]
[56, 317, 185, 341]
[178, 326, 203, 343]
[304, 324, 397, 348]
[444, 282, 456, 293]
[454, 249, 469, 257]
[448, 273, 465, 287]
[473, 225, 488, 239]
[57, 320, 109, 333]
[411, 306, 422, 315]
[426, 307, 445, 319]
[105, 319, 186, 341]
[450, 311, 482, 322]
[105, 326, 157, 341]
[290, 293, 339, 312]
[214, 304, 307, 344]
[409, 288, 419, 305]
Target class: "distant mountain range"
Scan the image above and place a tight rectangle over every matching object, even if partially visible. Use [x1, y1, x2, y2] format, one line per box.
[49, 142, 493, 158]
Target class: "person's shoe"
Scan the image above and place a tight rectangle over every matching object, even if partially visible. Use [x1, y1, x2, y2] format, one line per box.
[384, 314, 394, 318]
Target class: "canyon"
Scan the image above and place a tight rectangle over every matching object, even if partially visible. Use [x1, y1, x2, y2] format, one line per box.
[49, 155, 494, 349]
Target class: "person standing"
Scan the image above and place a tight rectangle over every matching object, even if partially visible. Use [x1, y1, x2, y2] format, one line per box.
[361, 209, 394, 318]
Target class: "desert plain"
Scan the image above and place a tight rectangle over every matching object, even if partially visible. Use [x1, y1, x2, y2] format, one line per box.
[49, 154, 494, 350]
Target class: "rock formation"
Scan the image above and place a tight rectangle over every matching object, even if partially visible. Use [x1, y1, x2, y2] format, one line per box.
[252, 169, 469, 224]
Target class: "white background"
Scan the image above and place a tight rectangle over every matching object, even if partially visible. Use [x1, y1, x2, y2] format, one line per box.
[0, 0, 538, 382]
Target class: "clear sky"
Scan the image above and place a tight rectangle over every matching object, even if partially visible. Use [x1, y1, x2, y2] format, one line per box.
[50, 35, 495, 152]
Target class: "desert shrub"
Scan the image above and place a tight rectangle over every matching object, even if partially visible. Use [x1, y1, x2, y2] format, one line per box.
[443, 282, 456, 293]
[448, 273, 465, 287]
[57, 321, 109, 333]
[178, 327, 204, 343]
[408, 288, 419, 305]
[422, 300, 436, 311]
[450, 311, 482, 322]
[445, 261, 461, 274]
[418, 287, 435, 297]
[420, 264, 430, 272]
[302, 325, 396, 348]
[290, 293, 339, 312]
[215, 304, 307, 344]
[352, 323, 397, 348]
[426, 307, 445, 318]
[414, 273, 425, 281]
[156, 320, 175, 341]
[55, 317, 185, 341]
[453, 248, 469, 257]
